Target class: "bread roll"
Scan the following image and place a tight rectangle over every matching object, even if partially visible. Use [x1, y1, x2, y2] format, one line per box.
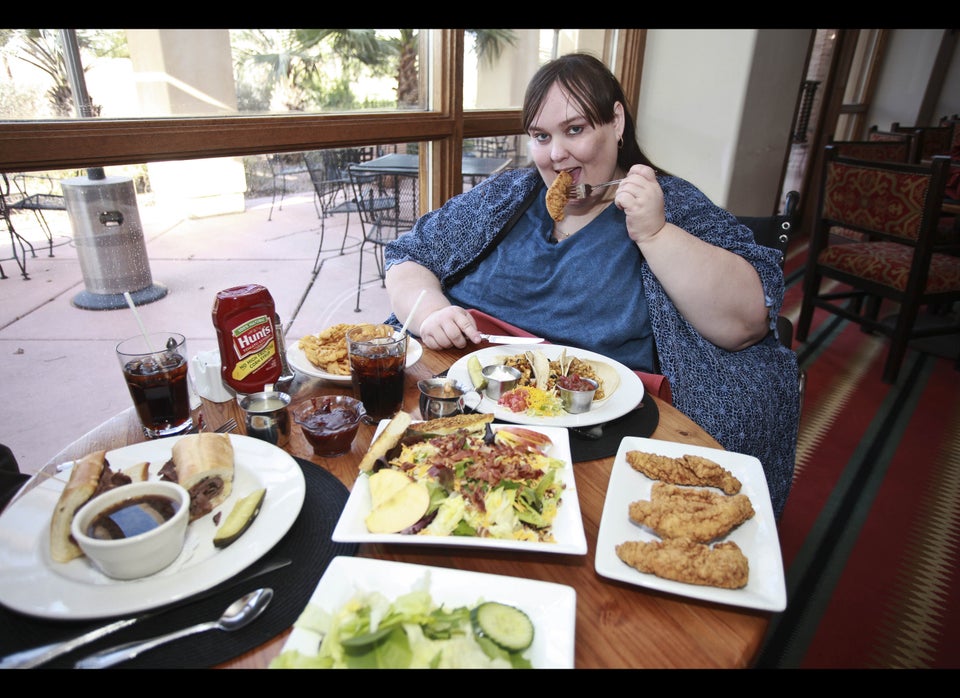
[49, 450, 106, 563]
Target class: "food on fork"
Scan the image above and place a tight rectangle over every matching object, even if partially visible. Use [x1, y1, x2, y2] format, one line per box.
[626, 450, 742, 494]
[545, 170, 572, 222]
[628, 482, 755, 543]
[615, 539, 749, 589]
[298, 323, 394, 376]
[159, 433, 234, 521]
[49, 450, 135, 563]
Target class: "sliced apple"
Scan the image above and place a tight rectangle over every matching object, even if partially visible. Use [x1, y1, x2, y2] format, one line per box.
[364, 469, 430, 534]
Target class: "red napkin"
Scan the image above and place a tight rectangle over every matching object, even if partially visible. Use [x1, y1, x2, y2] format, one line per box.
[467, 309, 673, 404]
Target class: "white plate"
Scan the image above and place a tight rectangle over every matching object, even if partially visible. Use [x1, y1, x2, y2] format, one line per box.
[287, 336, 423, 382]
[0, 434, 305, 620]
[279, 556, 576, 668]
[332, 422, 587, 555]
[446, 344, 643, 428]
[595, 437, 786, 612]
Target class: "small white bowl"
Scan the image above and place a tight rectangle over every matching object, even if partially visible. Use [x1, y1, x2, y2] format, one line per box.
[71, 480, 190, 580]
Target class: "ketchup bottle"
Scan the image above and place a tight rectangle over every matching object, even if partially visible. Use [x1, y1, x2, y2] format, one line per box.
[212, 284, 282, 395]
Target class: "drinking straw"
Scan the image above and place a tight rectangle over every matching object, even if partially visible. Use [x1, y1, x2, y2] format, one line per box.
[399, 288, 426, 337]
[123, 291, 156, 355]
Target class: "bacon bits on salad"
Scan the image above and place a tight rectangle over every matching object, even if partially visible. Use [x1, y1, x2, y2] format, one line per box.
[367, 425, 566, 542]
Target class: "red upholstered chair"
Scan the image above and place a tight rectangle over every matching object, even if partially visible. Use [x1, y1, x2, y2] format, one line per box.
[796, 146, 960, 383]
[828, 136, 916, 243]
[891, 122, 953, 162]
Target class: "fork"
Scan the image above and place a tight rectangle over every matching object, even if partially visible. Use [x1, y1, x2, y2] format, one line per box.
[568, 178, 624, 200]
[214, 418, 238, 434]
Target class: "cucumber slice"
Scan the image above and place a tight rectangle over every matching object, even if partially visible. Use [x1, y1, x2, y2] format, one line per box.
[471, 601, 534, 652]
[213, 488, 266, 548]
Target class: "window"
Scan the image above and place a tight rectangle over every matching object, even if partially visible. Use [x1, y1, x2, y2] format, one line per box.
[0, 29, 642, 214]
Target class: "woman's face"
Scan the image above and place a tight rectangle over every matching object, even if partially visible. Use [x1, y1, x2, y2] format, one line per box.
[527, 82, 624, 199]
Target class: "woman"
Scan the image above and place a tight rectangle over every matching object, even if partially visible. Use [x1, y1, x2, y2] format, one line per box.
[383, 52, 799, 517]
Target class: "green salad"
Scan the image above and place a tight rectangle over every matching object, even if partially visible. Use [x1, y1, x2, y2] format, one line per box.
[270, 587, 535, 669]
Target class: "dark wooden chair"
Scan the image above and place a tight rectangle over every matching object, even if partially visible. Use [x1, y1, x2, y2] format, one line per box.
[796, 146, 959, 383]
[828, 136, 917, 243]
[891, 122, 953, 162]
[736, 190, 805, 407]
[834, 136, 915, 164]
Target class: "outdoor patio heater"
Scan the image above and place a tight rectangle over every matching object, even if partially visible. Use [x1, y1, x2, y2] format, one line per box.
[58, 29, 167, 310]
[61, 168, 167, 310]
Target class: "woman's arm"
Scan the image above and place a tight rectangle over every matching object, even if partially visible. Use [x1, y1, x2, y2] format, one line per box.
[615, 165, 769, 350]
[385, 262, 481, 349]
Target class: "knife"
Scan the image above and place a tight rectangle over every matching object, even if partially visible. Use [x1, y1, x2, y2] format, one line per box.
[479, 334, 545, 344]
[0, 556, 291, 669]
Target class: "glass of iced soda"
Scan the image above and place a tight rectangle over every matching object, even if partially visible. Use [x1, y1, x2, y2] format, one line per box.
[116, 332, 193, 438]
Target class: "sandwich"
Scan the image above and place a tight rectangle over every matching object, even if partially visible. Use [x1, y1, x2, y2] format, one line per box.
[413, 412, 494, 436]
[49, 450, 133, 563]
[359, 411, 412, 473]
[358, 411, 495, 473]
[162, 433, 235, 522]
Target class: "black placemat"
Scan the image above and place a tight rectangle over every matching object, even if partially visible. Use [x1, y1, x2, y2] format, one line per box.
[0, 457, 357, 669]
[567, 393, 659, 463]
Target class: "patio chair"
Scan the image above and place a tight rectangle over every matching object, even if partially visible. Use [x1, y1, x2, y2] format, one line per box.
[346, 163, 414, 312]
[5, 173, 64, 258]
[303, 150, 363, 269]
[266, 153, 309, 221]
[796, 146, 959, 383]
[0, 173, 35, 279]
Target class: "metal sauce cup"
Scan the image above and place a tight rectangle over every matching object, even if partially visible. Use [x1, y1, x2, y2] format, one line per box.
[481, 365, 522, 400]
[418, 378, 482, 420]
[558, 378, 598, 414]
[239, 390, 291, 447]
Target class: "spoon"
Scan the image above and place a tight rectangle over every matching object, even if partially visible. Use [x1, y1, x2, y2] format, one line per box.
[74, 587, 274, 669]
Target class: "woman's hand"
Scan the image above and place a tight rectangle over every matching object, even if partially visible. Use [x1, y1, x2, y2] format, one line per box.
[417, 305, 480, 350]
[615, 165, 667, 244]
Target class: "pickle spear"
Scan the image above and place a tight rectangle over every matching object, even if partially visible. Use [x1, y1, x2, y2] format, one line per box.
[214, 488, 266, 548]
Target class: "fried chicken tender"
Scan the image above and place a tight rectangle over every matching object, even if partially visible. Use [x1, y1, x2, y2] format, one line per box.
[546, 170, 572, 222]
[298, 323, 393, 375]
[628, 482, 755, 543]
[615, 539, 749, 589]
[626, 450, 742, 495]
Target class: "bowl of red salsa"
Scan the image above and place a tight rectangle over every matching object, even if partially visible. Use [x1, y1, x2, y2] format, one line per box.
[556, 374, 598, 414]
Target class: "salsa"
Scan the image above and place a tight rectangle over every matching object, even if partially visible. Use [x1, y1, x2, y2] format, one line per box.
[557, 373, 596, 392]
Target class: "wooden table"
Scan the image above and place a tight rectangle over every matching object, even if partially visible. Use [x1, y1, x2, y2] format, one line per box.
[41, 344, 770, 669]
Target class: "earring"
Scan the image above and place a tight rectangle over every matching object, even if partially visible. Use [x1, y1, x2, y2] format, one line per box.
[617, 136, 624, 150]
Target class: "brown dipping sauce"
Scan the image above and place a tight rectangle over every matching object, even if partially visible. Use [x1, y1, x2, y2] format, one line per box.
[86, 495, 180, 540]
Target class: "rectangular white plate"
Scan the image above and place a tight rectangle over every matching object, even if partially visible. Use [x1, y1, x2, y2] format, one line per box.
[332, 422, 587, 555]
[595, 437, 786, 612]
[279, 556, 577, 668]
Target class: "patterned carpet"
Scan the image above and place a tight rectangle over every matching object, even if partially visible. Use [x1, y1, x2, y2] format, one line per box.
[754, 241, 960, 669]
